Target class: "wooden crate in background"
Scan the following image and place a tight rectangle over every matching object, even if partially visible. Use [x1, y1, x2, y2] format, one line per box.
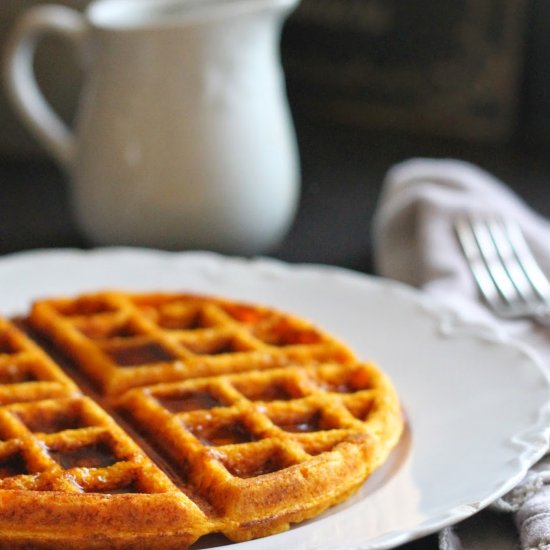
[282, 0, 528, 143]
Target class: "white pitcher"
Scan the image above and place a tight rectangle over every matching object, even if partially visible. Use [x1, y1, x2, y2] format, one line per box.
[4, 0, 301, 254]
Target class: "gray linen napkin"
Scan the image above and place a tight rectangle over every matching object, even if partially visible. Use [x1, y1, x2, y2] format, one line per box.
[372, 158, 550, 550]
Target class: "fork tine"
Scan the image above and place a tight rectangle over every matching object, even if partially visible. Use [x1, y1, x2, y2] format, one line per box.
[468, 217, 520, 303]
[456, 215, 550, 321]
[485, 218, 535, 301]
[455, 216, 508, 307]
[501, 219, 550, 300]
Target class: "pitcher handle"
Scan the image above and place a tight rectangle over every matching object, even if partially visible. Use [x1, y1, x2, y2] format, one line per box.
[3, 5, 88, 170]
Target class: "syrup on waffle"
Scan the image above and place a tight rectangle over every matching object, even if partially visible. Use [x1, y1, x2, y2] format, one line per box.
[29, 292, 356, 395]
[119, 362, 403, 541]
[0, 290, 404, 548]
[0, 316, 78, 405]
[0, 317, 209, 549]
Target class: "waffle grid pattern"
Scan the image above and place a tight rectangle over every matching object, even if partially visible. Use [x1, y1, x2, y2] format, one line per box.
[0, 291, 404, 547]
[0, 316, 210, 549]
[29, 292, 356, 395]
[0, 317, 78, 405]
[119, 362, 402, 539]
[0, 395, 179, 493]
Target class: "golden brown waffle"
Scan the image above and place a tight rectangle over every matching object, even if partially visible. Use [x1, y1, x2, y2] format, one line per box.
[0, 318, 209, 549]
[0, 396, 209, 549]
[0, 290, 404, 548]
[29, 291, 356, 395]
[119, 361, 403, 541]
[0, 316, 78, 404]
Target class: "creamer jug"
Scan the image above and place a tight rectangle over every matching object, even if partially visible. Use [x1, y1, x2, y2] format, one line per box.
[4, 0, 301, 254]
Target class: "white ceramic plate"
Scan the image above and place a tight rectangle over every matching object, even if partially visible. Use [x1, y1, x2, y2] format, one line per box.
[0, 248, 549, 550]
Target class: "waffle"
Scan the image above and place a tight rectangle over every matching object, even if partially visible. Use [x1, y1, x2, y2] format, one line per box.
[29, 291, 356, 395]
[0, 291, 403, 548]
[0, 316, 78, 405]
[0, 318, 209, 549]
[118, 361, 403, 541]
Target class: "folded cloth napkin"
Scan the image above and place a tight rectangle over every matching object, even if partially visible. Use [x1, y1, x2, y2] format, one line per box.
[372, 158, 550, 550]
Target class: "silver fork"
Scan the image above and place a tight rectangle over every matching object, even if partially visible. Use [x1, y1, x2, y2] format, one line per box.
[454, 215, 550, 325]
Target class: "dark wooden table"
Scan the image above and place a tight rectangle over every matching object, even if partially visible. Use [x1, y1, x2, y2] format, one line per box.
[1, 115, 549, 550]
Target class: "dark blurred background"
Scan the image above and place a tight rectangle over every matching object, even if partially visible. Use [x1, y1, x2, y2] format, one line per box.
[1, 0, 550, 274]
[284, 0, 533, 144]
[283, 0, 550, 146]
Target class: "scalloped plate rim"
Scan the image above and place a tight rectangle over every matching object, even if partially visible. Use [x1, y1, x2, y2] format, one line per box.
[0, 247, 548, 550]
